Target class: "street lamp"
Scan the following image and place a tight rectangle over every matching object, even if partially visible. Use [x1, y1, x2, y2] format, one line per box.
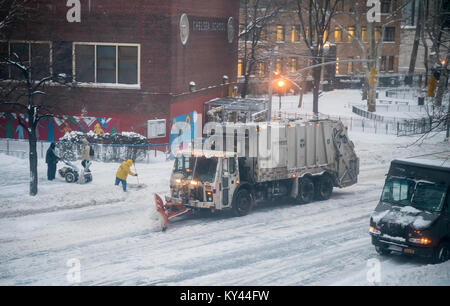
[277, 79, 285, 110]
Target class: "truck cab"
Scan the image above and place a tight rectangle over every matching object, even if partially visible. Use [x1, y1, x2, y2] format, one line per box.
[169, 152, 245, 214]
[370, 159, 450, 263]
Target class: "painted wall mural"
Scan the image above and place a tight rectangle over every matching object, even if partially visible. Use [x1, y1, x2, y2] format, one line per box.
[0, 112, 121, 141]
[169, 111, 199, 154]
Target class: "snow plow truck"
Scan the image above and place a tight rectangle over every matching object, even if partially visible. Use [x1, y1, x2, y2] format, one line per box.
[154, 119, 359, 231]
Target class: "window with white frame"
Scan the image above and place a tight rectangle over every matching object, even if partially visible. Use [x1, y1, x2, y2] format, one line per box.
[73, 43, 140, 85]
[0, 41, 51, 80]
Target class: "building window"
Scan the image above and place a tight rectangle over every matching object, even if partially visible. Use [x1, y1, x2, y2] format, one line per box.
[74, 43, 140, 86]
[380, 56, 387, 72]
[1, 41, 51, 80]
[375, 27, 381, 42]
[97, 45, 116, 83]
[238, 59, 243, 76]
[290, 58, 297, 73]
[334, 26, 342, 42]
[361, 27, 367, 42]
[348, 60, 353, 74]
[291, 25, 301, 42]
[259, 28, 267, 41]
[118, 46, 138, 84]
[276, 25, 285, 42]
[337, 0, 345, 11]
[383, 27, 395, 42]
[388, 56, 395, 71]
[347, 26, 355, 42]
[275, 58, 282, 74]
[380, 1, 391, 14]
[257, 62, 265, 77]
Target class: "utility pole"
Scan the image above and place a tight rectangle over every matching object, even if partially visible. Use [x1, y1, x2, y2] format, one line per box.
[267, 47, 277, 121]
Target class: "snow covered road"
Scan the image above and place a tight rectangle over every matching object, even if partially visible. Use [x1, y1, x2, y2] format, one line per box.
[0, 132, 449, 285]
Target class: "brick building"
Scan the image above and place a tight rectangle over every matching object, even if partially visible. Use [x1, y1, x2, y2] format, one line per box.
[0, 0, 239, 145]
[238, 0, 402, 93]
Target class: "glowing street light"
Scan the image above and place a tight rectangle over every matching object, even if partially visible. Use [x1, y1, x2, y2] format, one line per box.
[277, 79, 285, 88]
[276, 79, 286, 111]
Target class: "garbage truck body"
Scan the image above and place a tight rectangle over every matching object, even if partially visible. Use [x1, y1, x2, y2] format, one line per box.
[156, 119, 359, 229]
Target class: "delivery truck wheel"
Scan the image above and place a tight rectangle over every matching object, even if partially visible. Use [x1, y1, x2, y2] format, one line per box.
[232, 189, 252, 217]
[296, 177, 315, 204]
[314, 175, 333, 201]
[432, 242, 450, 264]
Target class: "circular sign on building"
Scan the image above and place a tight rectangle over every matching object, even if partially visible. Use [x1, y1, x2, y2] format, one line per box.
[180, 13, 190, 46]
[227, 17, 234, 43]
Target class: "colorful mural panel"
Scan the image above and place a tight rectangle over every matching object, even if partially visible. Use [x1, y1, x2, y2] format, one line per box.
[0, 113, 122, 141]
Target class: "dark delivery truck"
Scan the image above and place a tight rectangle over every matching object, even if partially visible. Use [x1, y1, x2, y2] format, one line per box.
[369, 158, 450, 263]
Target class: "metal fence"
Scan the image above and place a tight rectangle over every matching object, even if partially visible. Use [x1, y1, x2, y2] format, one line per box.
[271, 110, 447, 136]
[351, 106, 385, 121]
[0, 138, 170, 163]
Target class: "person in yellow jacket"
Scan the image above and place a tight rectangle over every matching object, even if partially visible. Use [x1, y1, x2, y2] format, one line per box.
[115, 159, 137, 192]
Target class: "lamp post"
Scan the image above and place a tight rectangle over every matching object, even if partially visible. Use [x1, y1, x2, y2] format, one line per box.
[319, 41, 331, 92]
[277, 79, 285, 110]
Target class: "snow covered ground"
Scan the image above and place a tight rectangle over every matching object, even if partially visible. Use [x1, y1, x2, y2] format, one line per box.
[277, 89, 437, 120]
[1, 90, 449, 286]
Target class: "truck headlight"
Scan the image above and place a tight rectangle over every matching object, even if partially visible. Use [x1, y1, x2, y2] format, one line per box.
[408, 237, 432, 245]
[369, 226, 381, 235]
[175, 178, 182, 184]
[190, 180, 198, 186]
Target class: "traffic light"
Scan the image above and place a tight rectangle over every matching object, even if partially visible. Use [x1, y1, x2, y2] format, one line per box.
[427, 76, 437, 97]
[369, 67, 377, 85]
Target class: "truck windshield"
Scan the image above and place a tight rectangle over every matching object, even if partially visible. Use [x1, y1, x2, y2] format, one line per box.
[173, 156, 194, 176]
[381, 177, 447, 212]
[193, 157, 218, 182]
[411, 182, 447, 212]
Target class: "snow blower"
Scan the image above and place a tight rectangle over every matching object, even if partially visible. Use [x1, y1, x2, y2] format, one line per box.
[154, 194, 192, 231]
[59, 159, 92, 184]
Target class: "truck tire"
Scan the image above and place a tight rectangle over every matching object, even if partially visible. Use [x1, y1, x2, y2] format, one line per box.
[232, 189, 252, 217]
[296, 177, 315, 204]
[314, 175, 333, 201]
[375, 246, 391, 256]
[432, 242, 450, 264]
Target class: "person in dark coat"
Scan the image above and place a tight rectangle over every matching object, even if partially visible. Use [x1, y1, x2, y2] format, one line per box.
[46, 143, 59, 180]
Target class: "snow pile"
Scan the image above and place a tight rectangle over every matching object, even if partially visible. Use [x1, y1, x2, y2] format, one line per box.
[58, 131, 151, 162]
[382, 261, 450, 286]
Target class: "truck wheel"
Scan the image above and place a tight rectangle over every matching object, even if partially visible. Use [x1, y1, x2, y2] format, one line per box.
[232, 189, 252, 217]
[314, 175, 333, 201]
[432, 242, 450, 264]
[375, 246, 391, 256]
[296, 177, 315, 204]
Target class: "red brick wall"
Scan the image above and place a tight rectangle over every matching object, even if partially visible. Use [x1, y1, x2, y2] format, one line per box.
[2, 0, 239, 142]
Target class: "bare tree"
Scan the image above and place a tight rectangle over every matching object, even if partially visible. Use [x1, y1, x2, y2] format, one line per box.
[239, 0, 281, 98]
[294, 0, 341, 115]
[1, 1, 73, 196]
[0, 50, 72, 196]
[0, 0, 35, 38]
[424, 0, 450, 107]
[405, 0, 424, 85]
[332, 0, 411, 112]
